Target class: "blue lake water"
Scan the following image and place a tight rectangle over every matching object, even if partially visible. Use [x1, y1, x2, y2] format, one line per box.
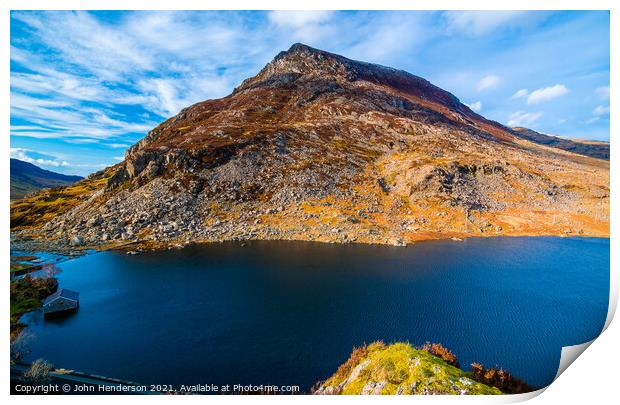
[21, 237, 609, 391]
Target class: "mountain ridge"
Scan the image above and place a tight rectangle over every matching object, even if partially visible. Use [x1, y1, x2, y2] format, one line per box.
[511, 126, 609, 160]
[10, 43, 609, 250]
[10, 158, 82, 200]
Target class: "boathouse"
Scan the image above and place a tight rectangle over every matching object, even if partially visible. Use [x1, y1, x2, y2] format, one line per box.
[42, 288, 79, 314]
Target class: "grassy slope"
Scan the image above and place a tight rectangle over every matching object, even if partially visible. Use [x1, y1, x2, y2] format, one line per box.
[10, 168, 114, 230]
[318, 342, 501, 395]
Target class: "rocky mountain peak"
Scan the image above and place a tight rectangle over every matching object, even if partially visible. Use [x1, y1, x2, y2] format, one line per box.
[277, 42, 322, 58]
[235, 43, 462, 112]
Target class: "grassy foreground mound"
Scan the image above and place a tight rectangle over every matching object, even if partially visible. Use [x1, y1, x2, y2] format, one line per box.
[314, 342, 531, 395]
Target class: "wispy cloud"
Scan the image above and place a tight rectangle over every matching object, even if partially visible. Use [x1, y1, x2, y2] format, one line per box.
[476, 75, 500, 91]
[107, 143, 131, 149]
[511, 89, 529, 99]
[10, 93, 156, 140]
[267, 11, 334, 43]
[507, 111, 543, 127]
[12, 11, 153, 81]
[527, 84, 569, 104]
[10, 147, 70, 167]
[593, 105, 610, 116]
[10, 10, 255, 144]
[442, 11, 530, 36]
[595, 85, 610, 100]
[465, 101, 482, 112]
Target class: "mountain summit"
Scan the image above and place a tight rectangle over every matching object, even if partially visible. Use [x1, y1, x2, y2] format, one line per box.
[11, 44, 609, 248]
[237, 43, 465, 111]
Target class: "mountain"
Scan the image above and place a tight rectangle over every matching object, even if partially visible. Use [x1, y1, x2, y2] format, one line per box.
[10, 44, 609, 248]
[511, 127, 609, 160]
[10, 158, 82, 200]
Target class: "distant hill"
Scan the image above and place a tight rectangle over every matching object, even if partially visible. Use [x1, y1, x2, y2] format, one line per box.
[10, 158, 82, 200]
[512, 127, 609, 160]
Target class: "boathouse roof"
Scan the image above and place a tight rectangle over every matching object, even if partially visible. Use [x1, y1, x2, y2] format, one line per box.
[43, 288, 80, 305]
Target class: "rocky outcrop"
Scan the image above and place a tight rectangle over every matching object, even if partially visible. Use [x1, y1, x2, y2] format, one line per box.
[313, 342, 513, 395]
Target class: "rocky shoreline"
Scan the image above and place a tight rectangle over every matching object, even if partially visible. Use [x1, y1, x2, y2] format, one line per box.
[10, 228, 610, 263]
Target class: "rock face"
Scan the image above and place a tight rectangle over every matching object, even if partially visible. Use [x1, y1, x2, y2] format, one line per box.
[12, 43, 609, 248]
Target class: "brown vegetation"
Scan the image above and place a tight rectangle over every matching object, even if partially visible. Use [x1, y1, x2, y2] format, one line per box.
[420, 342, 460, 368]
[470, 362, 534, 394]
[330, 344, 372, 383]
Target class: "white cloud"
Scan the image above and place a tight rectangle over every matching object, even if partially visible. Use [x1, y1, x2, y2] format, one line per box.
[511, 88, 529, 99]
[268, 11, 334, 43]
[443, 11, 529, 36]
[507, 111, 543, 127]
[10, 93, 157, 140]
[64, 138, 102, 144]
[134, 76, 232, 117]
[465, 101, 482, 112]
[477, 75, 500, 91]
[12, 11, 154, 81]
[268, 11, 333, 28]
[10, 147, 70, 167]
[336, 12, 430, 66]
[126, 12, 241, 56]
[596, 86, 610, 100]
[10, 10, 258, 141]
[527, 84, 569, 104]
[593, 105, 610, 116]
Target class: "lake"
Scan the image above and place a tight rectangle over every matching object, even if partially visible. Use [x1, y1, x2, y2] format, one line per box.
[21, 237, 609, 392]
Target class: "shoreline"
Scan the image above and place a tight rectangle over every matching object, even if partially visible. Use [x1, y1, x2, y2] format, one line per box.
[10, 230, 611, 265]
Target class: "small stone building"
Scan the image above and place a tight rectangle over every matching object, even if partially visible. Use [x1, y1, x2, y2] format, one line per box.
[42, 288, 79, 314]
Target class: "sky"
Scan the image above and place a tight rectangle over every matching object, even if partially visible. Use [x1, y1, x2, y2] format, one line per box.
[10, 10, 610, 176]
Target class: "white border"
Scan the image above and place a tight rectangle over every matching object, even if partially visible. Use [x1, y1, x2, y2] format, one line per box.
[2, 1, 616, 404]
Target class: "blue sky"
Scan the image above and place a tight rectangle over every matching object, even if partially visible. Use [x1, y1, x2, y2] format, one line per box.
[10, 10, 610, 176]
